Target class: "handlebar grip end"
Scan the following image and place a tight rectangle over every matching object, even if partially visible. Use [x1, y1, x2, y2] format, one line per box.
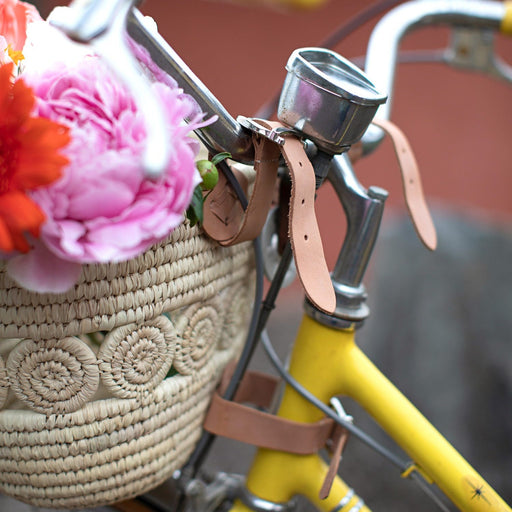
[280, 0, 329, 8]
[500, 2, 512, 35]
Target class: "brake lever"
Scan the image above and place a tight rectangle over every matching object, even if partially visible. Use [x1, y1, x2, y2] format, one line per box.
[443, 27, 512, 84]
[50, 0, 170, 180]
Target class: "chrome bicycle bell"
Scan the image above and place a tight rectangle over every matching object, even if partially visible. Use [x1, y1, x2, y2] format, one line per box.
[278, 48, 387, 154]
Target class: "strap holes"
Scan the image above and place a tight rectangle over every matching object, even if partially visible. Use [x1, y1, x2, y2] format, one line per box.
[301, 199, 305, 205]
[304, 234, 308, 241]
[299, 161, 303, 167]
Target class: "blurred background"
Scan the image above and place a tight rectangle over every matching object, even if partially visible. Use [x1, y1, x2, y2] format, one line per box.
[9, 0, 512, 510]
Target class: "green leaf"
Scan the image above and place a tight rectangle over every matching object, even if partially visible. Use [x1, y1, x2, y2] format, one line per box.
[186, 185, 204, 226]
[211, 152, 231, 166]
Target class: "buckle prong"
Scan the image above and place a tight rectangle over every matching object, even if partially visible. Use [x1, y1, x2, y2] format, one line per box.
[237, 116, 297, 146]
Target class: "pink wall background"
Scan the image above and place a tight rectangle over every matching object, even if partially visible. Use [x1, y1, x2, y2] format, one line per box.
[140, 0, 512, 265]
[46, 0, 512, 265]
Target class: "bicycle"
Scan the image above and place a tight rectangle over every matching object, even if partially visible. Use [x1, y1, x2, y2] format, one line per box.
[2, 1, 512, 511]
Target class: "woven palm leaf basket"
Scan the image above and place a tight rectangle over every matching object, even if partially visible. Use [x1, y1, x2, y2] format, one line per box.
[0, 222, 255, 509]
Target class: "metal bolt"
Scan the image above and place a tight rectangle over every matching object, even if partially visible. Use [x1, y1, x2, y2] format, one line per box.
[186, 479, 205, 497]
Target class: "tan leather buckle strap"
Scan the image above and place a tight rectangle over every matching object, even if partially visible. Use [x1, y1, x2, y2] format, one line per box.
[319, 425, 350, 500]
[203, 368, 349, 499]
[204, 368, 335, 455]
[371, 118, 437, 251]
[203, 133, 280, 246]
[203, 117, 434, 311]
[203, 385, 335, 455]
[203, 122, 336, 314]
[271, 121, 336, 315]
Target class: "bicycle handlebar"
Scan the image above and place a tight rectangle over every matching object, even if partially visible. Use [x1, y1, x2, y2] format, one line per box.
[126, 10, 255, 163]
[53, 0, 510, 170]
[362, 0, 507, 154]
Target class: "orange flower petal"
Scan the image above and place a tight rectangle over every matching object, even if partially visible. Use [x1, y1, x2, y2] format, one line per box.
[5, 75, 35, 127]
[0, 62, 14, 108]
[0, 65, 70, 190]
[0, 191, 46, 253]
[0, 62, 70, 252]
[14, 119, 70, 189]
[0, 217, 14, 252]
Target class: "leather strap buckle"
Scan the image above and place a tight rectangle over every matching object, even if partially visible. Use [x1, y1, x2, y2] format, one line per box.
[238, 115, 296, 146]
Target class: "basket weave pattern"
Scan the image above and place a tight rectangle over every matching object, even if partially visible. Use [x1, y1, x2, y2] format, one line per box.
[0, 223, 255, 509]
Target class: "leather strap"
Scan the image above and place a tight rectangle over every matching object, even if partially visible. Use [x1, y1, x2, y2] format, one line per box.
[203, 123, 336, 315]
[271, 121, 335, 315]
[371, 118, 437, 251]
[203, 133, 280, 246]
[203, 369, 335, 455]
[203, 367, 349, 498]
[319, 425, 349, 500]
[203, 117, 433, 311]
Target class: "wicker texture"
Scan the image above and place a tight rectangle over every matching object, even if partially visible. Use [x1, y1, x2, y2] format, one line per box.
[0, 223, 255, 509]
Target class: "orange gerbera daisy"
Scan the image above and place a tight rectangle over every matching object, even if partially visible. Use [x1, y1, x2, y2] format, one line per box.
[0, 62, 70, 253]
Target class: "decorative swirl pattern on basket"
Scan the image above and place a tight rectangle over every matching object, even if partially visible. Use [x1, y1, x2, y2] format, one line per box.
[0, 220, 256, 508]
[172, 302, 221, 375]
[98, 315, 177, 399]
[0, 355, 8, 409]
[6, 337, 99, 415]
[221, 282, 254, 349]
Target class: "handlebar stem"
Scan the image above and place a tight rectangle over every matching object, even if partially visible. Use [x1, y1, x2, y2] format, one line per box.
[127, 10, 255, 163]
[305, 154, 388, 327]
[362, 0, 506, 154]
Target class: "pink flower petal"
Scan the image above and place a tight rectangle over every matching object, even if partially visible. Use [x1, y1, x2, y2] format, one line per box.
[13, 47, 215, 293]
[67, 178, 137, 220]
[7, 241, 82, 293]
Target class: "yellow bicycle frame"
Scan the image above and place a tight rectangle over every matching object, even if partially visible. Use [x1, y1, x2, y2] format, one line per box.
[231, 314, 511, 512]
[227, 4, 512, 511]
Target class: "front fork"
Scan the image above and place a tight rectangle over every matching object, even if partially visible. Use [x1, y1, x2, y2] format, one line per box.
[231, 315, 511, 512]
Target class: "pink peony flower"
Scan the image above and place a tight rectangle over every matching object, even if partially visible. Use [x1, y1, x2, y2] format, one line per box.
[7, 56, 209, 293]
[0, 0, 40, 52]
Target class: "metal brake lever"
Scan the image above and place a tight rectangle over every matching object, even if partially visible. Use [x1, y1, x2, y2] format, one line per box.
[443, 27, 512, 84]
[50, 0, 170, 180]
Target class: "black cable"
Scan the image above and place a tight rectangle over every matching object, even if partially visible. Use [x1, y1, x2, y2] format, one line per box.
[186, 240, 294, 468]
[260, 330, 457, 511]
[218, 160, 250, 210]
[183, 159, 263, 476]
[222, 241, 294, 400]
[320, 0, 403, 51]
